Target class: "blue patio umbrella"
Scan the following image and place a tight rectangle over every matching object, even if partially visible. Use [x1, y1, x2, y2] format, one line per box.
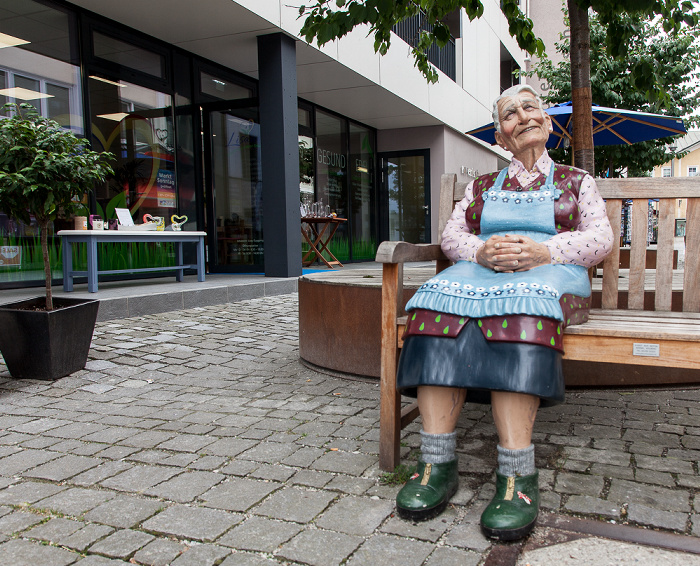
[465, 102, 687, 148]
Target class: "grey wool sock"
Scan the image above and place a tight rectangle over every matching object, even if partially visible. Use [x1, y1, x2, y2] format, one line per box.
[497, 444, 535, 477]
[420, 430, 457, 464]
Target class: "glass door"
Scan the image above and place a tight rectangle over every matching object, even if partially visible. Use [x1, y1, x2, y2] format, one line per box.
[203, 101, 263, 272]
[380, 151, 430, 243]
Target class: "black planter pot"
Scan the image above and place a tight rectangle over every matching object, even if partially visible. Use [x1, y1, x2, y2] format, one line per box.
[0, 297, 99, 380]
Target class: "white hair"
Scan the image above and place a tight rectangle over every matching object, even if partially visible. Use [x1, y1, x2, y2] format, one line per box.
[492, 84, 545, 133]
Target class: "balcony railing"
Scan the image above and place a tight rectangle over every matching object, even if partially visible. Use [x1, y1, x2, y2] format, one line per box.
[392, 13, 456, 81]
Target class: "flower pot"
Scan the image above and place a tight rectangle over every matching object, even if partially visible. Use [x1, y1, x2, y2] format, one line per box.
[0, 297, 99, 380]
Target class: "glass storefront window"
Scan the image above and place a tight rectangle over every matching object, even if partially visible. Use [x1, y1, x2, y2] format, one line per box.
[349, 123, 376, 260]
[200, 72, 252, 100]
[315, 109, 348, 261]
[0, 0, 82, 287]
[88, 75, 175, 225]
[92, 31, 165, 78]
[299, 135, 314, 207]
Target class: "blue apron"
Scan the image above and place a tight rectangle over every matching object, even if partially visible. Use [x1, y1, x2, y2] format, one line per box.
[404, 165, 590, 322]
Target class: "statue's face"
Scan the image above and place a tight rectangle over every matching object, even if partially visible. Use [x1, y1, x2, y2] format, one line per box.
[494, 91, 552, 158]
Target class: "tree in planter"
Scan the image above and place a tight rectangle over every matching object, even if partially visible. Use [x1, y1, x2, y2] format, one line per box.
[528, 11, 700, 177]
[0, 103, 114, 311]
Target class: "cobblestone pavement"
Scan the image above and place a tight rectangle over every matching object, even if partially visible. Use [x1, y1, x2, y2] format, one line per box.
[0, 293, 698, 565]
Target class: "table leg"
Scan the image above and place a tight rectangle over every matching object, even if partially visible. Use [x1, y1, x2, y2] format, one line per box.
[175, 242, 184, 282]
[196, 236, 206, 282]
[307, 223, 334, 268]
[62, 238, 73, 292]
[315, 222, 344, 267]
[301, 224, 322, 266]
[87, 237, 98, 293]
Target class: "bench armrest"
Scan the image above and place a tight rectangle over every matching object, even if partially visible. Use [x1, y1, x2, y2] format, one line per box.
[375, 241, 446, 264]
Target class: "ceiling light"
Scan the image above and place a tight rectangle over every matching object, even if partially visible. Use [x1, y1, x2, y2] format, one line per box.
[0, 87, 52, 100]
[96, 112, 130, 122]
[89, 76, 126, 88]
[0, 32, 29, 49]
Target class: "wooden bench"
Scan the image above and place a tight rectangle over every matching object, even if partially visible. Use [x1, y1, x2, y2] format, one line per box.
[376, 174, 700, 471]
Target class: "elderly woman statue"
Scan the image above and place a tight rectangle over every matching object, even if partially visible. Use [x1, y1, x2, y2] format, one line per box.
[395, 84, 614, 541]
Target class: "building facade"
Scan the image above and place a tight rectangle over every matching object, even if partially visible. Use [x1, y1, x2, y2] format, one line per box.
[652, 131, 700, 239]
[0, 0, 527, 287]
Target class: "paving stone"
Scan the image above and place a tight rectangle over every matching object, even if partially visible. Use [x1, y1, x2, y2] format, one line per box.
[425, 546, 481, 566]
[277, 528, 363, 566]
[74, 556, 130, 565]
[22, 454, 102, 481]
[189, 456, 227, 471]
[554, 472, 605, 497]
[588, 463, 634, 480]
[0, 510, 47, 534]
[0, 449, 61, 475]
[132, 538, 186, 566]
[249, 463, 296, 482]
[217, 553, 277, 566]
[34, 487, 115, 516]
[201, 438, 257, 457]
[692, 514, 700, 536]
[219, 460, 259, 476]
[280, 446, 325, 467]
[443, 521, 492, 552]
[155, 435, 216, 453]
[25, 517, 84, 542]
[169, 544, 231, 565]
[144, 471, 223, 502]
[634, 454, 694, 475]
[626, 503, 689, 531]
[0, 538, 78, 566]
[83, 496, 166, 529]
[217, 516, 302, 552]
[564, 495, 621, 518]
[325, 475, 374, 495]
[292, 469, 334, 488]
[89, 528, 155, 559]
[316, 495, 394, 535]
[607, 479, 691, 512]
[70, 461, 134, 486]
[381, 507, 457, 542]
[634, 468, 676, 487]
[563, 446, 630, 467]
[253, 486, 336, 523]
[119, 431, 177, 449]
[237, 441, 299, 464]
[62, 523, 116, 551]
[141, 505, 243, 542]
[0, 481, 66, 505]
[199, 477, 280, 512]
[312, 451, 375, 475]
[100, 465, 182, 493]
[346, 534, 433, 566]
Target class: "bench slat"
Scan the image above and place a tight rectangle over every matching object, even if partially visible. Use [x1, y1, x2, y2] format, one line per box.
[597, 177, 700, 198]
[684, 198, 700, 312]
[655, 198, 676, 311]
[628, 199, 648, 309]
[562, 334, 700, 369]
[602, 199, 622, 309]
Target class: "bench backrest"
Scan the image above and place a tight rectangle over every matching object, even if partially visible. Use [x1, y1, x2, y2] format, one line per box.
[439, 174, 700, 313]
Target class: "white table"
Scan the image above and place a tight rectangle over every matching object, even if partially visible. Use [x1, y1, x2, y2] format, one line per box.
[58, 230, 206, 293]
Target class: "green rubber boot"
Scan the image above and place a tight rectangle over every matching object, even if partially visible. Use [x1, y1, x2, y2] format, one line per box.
[396, 460, 459, 521]
[480, 470, 539, 541]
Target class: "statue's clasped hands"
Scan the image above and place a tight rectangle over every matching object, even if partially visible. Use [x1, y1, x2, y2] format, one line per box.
[476, 234, 551, 273]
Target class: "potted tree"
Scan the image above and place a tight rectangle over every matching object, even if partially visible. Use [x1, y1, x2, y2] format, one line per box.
[0, 103, 113, 380]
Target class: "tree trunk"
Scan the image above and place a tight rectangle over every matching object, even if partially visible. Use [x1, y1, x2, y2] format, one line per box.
[568, 0, 594, 176]
[40, 219, 53, 311]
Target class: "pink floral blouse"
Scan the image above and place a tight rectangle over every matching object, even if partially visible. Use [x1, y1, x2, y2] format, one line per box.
[441, 151, 614, 268]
